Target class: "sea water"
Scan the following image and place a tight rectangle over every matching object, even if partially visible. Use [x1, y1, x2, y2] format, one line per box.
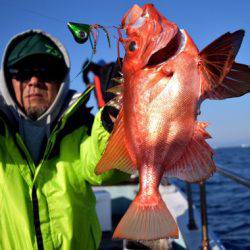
[177, 147, 250, 250]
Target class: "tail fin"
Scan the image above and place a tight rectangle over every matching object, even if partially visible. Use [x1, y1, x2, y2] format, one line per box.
[113, 191, 178, 241]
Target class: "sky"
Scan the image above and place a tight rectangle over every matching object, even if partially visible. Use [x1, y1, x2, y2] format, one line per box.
[0, 0, 249, 148]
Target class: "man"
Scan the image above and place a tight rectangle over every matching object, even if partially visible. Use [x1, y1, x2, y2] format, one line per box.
[0, 30, 128, 249]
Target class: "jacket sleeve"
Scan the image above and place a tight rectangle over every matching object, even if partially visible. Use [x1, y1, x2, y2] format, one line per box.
[80, 109, 130, 185]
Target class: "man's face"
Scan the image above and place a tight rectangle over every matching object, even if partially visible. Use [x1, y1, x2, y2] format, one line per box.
[10, 57, 64, 120]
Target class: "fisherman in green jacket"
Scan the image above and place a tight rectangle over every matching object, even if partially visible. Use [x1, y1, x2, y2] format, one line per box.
[0, 30, 129, 250]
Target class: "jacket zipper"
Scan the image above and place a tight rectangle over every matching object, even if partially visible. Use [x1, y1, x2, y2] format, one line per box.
[15, 134, 44, 250]
[32, 187, 44, 250]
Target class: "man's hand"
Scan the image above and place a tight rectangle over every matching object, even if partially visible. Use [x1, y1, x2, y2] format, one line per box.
[101, 105, 120, 133]
[82, 58, 123, 132]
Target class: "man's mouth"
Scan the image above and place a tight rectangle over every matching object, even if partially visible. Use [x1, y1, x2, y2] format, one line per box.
[145, 30, 186, 67]
[25, 94, 44, 99]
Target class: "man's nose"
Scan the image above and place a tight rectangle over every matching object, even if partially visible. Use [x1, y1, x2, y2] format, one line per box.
[27, 76, 41, 86]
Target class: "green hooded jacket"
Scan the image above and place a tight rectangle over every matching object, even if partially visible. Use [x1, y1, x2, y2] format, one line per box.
[0, 87, 129, 250]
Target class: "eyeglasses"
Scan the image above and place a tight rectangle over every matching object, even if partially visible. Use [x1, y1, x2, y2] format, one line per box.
[9, 67, 65, 83]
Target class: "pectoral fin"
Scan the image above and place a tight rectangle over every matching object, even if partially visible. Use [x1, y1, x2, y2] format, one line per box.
[95, 107, 136, 175]
[199, 30, 250, 100]
[203, 62, 250, 99]
[165, 122, 216, 182]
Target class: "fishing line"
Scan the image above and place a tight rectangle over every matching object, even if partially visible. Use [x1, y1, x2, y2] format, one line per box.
[0, 0, 65, 23]
[69, 31, 98, 84]
[1, 0, 95, 85]
[70, 53, 94, 84]
[18, 7, 65, 24]
[1, 0, 115, 86]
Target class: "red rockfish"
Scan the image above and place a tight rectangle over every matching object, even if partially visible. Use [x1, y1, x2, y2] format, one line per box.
[96, 3, 250, 241]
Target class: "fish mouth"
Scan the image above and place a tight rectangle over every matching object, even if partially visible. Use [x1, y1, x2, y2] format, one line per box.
[145, 30, 186, 68]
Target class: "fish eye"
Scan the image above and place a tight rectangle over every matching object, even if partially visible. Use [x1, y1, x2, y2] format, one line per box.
[141, 10, 149, 18]
[128, 41, 137, 52]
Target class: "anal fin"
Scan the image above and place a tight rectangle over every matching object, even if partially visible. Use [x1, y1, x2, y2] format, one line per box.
[165, 122, 216, 182]
[95, 107, 136, 175]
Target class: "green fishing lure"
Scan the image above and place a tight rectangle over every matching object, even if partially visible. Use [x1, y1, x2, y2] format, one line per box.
[67, 22, 111, 54]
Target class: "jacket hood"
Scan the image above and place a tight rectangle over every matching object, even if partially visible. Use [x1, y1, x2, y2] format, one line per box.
[0, 29, 71, 126]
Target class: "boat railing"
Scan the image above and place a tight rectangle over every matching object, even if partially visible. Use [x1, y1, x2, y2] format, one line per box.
[187, 164, 250, 250]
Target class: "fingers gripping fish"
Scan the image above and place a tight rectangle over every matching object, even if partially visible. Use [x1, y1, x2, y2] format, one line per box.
[96, 4, 250, 241]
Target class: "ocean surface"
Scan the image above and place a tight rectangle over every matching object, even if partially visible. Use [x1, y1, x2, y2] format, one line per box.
[176, 147, 250, 250]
